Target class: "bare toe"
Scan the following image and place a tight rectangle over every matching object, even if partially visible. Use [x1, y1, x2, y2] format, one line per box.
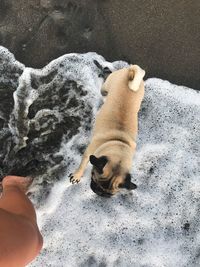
[2, 176, 34, 192]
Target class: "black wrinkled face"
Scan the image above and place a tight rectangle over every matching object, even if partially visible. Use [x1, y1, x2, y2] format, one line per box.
[89, 155, 137, 197]
[90, 178, 113, 198]
[90, 155, 114, 197]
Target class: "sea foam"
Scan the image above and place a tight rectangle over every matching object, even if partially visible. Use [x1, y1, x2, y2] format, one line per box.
[0, 46, 199, 267]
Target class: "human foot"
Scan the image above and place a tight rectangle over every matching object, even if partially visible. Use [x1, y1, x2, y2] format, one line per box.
[2, 176, 33, 193]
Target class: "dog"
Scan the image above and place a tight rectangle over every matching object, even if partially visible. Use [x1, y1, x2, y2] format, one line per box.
[69, 64, 145, 197]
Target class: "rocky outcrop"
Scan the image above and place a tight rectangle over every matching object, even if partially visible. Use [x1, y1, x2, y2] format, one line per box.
[0, 46, 125, 186]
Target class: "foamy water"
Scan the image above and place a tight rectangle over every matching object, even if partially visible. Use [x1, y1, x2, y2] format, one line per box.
[0, 46, 199, 267]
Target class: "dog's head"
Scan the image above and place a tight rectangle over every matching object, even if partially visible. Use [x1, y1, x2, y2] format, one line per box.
[89, 155, 137, 197]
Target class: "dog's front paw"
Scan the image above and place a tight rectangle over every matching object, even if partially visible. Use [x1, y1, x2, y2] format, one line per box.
[69, 172, 81, 184]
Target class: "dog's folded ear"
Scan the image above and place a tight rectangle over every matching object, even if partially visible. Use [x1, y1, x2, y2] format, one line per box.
[119, 173, 137, 190]
[89, 155, 108, 174]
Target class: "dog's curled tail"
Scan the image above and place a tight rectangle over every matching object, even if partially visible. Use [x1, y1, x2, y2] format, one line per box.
[128, 65, 145, 92]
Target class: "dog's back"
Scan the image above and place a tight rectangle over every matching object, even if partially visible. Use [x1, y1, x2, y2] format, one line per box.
[93, 65, 145, 139]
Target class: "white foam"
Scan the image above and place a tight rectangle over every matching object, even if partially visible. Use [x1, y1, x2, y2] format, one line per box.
[28, 72, 200, 267]
[0, 46, 24, 87]
[1, 48, 199, 267]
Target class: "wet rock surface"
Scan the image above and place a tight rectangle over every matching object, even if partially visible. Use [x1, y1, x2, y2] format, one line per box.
[0, 46, 123, 188]
[0, 0, 199, 89]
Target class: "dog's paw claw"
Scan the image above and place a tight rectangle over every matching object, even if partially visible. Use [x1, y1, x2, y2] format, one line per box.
[69, 173, 81, 184]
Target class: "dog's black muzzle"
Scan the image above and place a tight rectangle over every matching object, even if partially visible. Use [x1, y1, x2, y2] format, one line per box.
[90, 179, 112, 198]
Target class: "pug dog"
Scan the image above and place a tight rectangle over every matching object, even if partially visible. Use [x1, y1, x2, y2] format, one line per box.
[69, 64, 145, 197]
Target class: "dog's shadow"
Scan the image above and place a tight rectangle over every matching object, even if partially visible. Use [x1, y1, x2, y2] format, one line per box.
[81, 187, 136, 216]
[80, 255, 107, 267]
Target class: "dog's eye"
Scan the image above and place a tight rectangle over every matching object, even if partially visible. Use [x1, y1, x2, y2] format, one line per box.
[100, 180, 111, 190]
[118, 183, 124, 188]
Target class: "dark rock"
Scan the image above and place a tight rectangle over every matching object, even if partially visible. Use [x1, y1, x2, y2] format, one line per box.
[183, 222, 190, 231]
[0, 0, 199, 89]
[0, 49, 98, 182]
